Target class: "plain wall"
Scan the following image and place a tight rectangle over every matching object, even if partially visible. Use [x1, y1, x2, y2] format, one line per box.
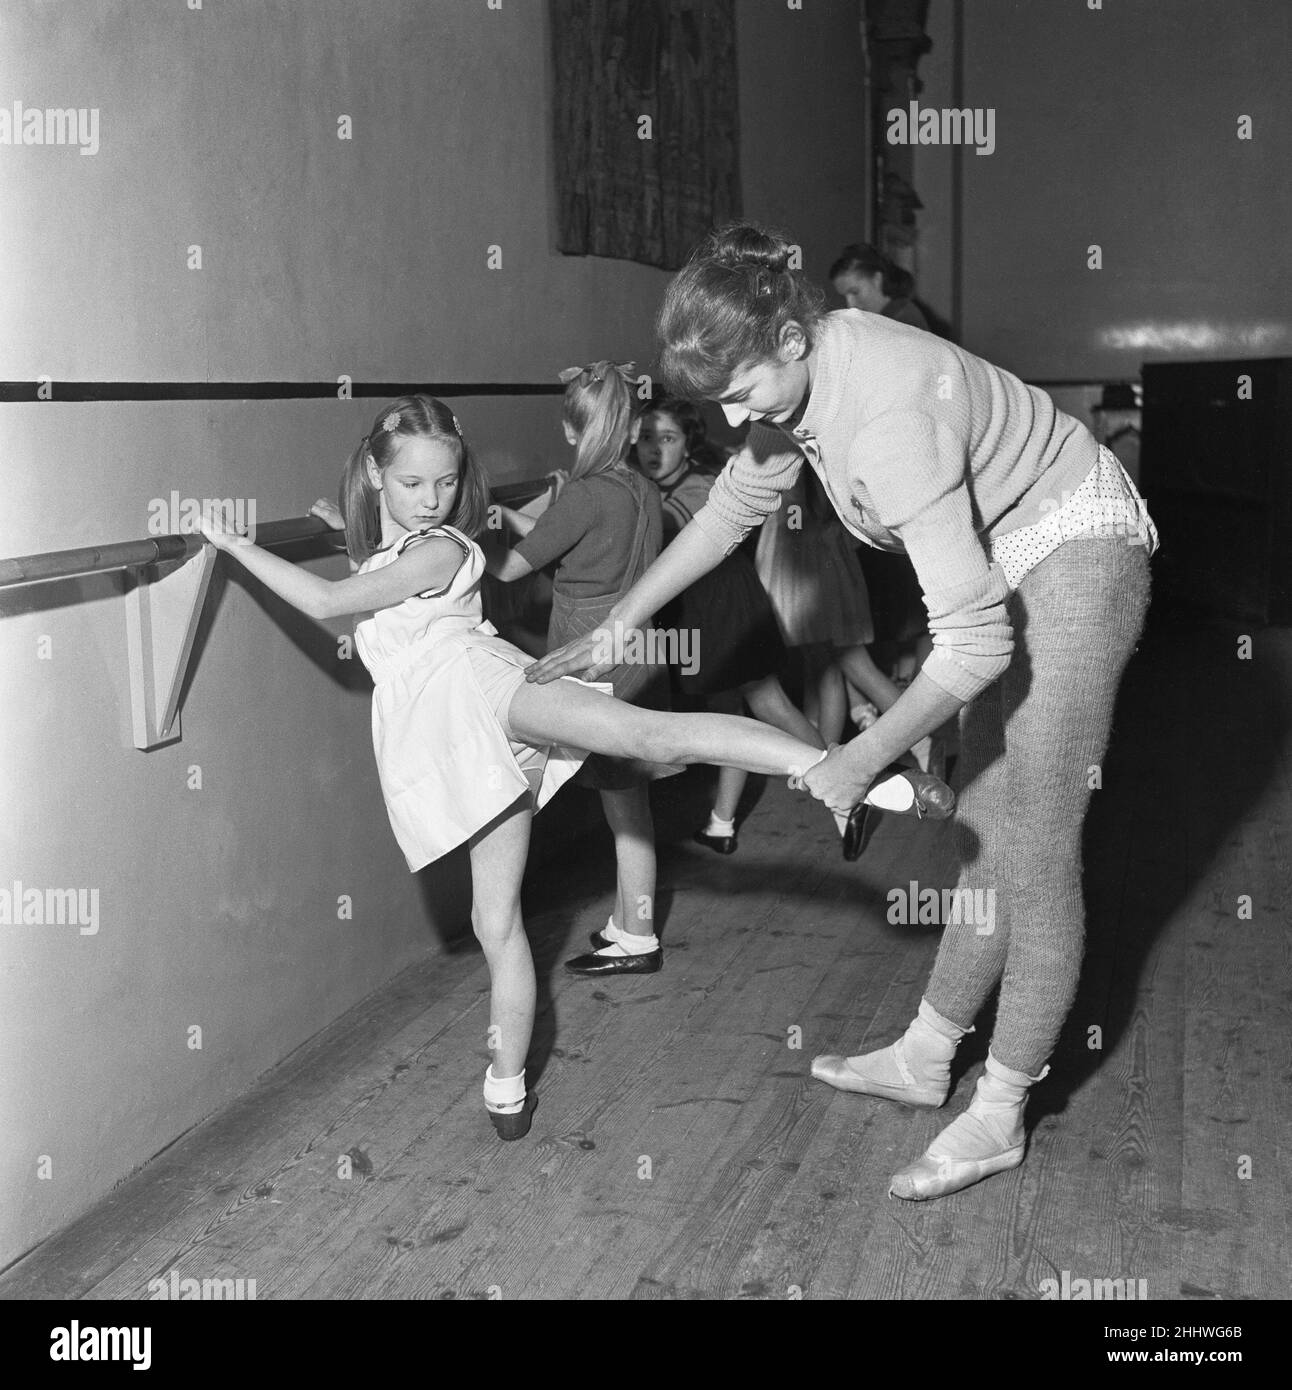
[0, 1, 865, 1268]
[907, 0, 1290, 382]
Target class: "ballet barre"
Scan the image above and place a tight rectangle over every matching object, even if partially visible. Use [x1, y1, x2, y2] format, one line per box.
[0, 479, 551, 751]
[0, 479, 548, 589]
[0, 516, 343, 589]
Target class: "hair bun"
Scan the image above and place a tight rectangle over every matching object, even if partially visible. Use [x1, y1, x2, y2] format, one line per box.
[709, 222, 793, 275]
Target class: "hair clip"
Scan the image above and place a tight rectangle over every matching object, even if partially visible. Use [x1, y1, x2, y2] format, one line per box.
[383, 411, 401, 433]
[451, 414, 462, 434]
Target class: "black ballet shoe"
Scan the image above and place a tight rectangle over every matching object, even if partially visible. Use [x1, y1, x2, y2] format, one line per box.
[692, 828, 737, 855]
[564, 946, 663, 976]
[488, 1093, 537, 1142]
[843, 804, 879, 861]
[880, 763, 956, 820]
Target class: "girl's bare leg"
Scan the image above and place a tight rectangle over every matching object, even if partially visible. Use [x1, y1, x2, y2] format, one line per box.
[599, 784, 656, 940]
[837, 642, 933, 768]
[506, 679, 821, 781]
[702, 688, 749, 823]
[817, 661, 848, 746]
[706, 675, 826, 827]
[835, 643, 902, 714]
[467, 794, 535, 1081]
[711, 765, 748, 824]
[740, 674, 827, 748]
[801, 648, 823, 732]
[743, 670, 847, 834]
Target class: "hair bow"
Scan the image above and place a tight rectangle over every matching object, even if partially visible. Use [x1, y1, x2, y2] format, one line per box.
[559, 361, 637, 386]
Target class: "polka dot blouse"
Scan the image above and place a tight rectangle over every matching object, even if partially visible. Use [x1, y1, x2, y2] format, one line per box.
[990, 445, 1159, 591]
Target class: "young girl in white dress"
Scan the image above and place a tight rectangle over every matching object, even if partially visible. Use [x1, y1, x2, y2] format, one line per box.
[200, 394, 889, 1142]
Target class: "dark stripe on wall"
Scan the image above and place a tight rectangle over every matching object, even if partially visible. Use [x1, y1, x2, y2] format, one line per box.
[0, 382, 568, 403]
[0, 378, 1134, 404]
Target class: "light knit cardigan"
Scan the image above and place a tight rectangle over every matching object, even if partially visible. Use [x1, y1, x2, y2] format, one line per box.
[691, 310, 1100, 702]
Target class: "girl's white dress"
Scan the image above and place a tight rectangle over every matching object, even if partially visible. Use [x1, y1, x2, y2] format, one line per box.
[354, 525, 606, 870]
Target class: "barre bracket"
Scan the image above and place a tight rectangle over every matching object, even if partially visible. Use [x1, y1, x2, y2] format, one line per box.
[124, 546, 217, 751]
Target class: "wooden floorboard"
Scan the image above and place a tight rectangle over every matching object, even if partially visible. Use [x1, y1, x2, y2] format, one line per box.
[3, 619, 1289, 1300]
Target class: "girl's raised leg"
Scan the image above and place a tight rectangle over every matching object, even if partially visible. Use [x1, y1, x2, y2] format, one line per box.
[743, 670, 852, 838]
[507, 677, 821, 781]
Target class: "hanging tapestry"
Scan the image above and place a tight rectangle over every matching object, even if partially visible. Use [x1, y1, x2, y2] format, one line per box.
[551, 0, 742, 270]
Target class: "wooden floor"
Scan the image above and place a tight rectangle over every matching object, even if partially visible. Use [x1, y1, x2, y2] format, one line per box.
[5, 610, 1290, 1301]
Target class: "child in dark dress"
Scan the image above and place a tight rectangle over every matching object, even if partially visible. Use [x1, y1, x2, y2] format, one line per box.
[636, 398, 829, 853]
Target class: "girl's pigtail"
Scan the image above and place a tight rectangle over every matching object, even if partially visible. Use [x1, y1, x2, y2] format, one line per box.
[341, 434, 382, 563]
[447, 421, 492, 541]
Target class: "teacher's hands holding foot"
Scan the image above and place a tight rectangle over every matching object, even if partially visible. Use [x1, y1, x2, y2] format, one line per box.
[801, 742, 879, 815]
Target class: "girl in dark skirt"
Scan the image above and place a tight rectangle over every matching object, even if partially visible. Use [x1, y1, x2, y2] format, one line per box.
[636, 398, 828, 854]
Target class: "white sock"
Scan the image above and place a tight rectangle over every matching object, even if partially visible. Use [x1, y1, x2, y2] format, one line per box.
[703, 813, 736, 836]
[598, 918, 659, 956]
[923, 1054, 1049, 1161]
[483, 1064, 526, 1114]
[850, 700, 879, 728]
[846, 999, 970, 1090]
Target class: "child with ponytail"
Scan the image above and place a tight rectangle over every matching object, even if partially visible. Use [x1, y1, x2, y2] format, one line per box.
[635, 395, 825, 855]
[490, 363, 676, 978]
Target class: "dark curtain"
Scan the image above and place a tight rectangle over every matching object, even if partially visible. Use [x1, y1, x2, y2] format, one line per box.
[551, 0, 742, 270]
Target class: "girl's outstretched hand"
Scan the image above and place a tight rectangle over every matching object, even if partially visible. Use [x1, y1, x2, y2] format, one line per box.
[525, 626, 618, 683]
[310, 499, 345, 530]
[801, 744, 879, 816]
[199, 513, 252, 553]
